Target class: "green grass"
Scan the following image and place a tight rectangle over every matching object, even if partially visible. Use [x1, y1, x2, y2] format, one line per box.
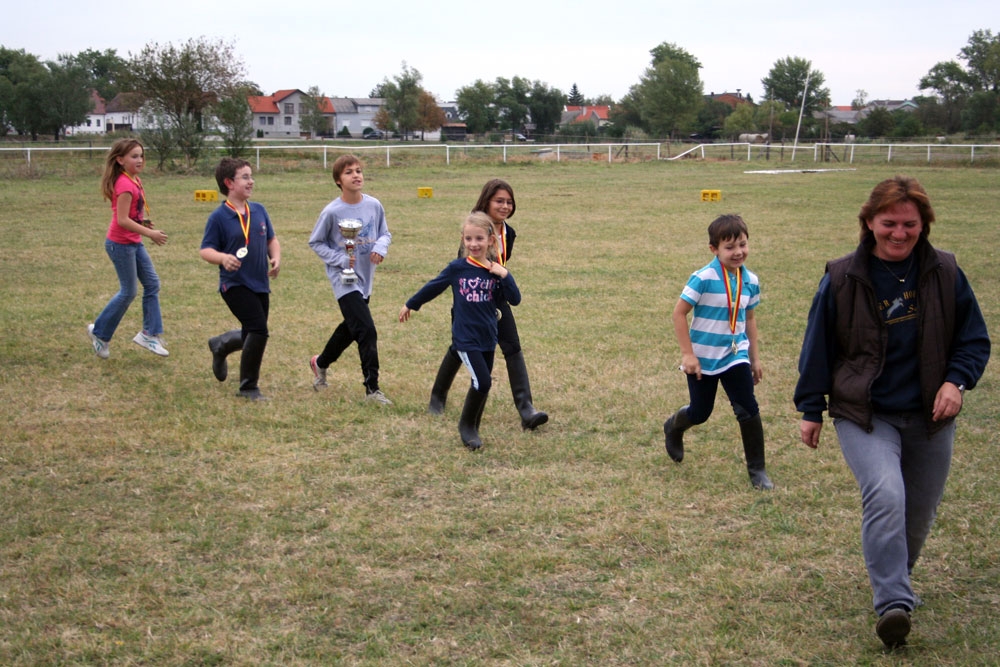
[1, 158, 998, 665]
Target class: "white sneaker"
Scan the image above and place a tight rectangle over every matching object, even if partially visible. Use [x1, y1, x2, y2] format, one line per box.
[365, 389, 392, 405]
[310, 355, 328, 390]
[87, 323, 110, 359]
[133, 331, 169, 357]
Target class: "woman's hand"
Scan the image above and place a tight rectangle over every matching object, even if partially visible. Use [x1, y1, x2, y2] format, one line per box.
[800, 419, 822, 448]
[932, 381, 964, 421]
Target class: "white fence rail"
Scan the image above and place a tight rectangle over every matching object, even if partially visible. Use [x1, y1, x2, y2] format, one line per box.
[4, 141, 998, 168]
[0, 142, 664, 169]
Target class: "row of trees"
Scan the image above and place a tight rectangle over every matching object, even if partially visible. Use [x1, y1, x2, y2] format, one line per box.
[3, 29, 999, 159]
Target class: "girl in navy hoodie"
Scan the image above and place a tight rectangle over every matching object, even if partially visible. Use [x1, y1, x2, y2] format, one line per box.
[400, 212, 521, 450]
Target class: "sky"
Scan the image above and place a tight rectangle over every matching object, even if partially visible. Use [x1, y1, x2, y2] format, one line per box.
[4, 0, 998, 106]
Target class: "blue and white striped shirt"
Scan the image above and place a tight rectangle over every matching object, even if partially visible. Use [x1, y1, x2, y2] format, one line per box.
[679, 257, 760, 375]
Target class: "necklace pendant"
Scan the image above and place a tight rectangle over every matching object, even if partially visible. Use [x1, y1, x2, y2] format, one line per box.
[731, 340, 739, 354]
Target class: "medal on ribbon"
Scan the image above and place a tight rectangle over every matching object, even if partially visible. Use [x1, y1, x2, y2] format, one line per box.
[225, 201, 251, 260]
[722, 265, 742, 355]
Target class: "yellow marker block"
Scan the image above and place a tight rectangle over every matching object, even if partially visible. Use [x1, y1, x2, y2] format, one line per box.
[417, 187, 433, 198]
[195, 190, 218, 202]
[700, 189, 721, 202]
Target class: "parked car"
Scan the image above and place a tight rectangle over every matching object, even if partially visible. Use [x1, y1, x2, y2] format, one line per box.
[363, 129, 385, 140]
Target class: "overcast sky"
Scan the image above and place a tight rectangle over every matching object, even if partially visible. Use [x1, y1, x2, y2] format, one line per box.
[4, 1, 997, 105]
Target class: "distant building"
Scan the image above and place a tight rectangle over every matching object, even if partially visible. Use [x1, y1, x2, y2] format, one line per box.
[705, 91, 751, 109]
[560, 105, 611, 128]
[64, 90, 106, 136]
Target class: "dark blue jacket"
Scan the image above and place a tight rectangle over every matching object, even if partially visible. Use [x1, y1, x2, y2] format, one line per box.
[406, 258, 521, 352]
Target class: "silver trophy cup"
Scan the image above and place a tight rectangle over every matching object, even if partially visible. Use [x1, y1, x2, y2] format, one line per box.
[338, 219, 362, 285]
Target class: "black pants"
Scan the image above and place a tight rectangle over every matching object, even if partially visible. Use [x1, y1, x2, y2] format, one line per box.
[221, 285, 269, 338]
[317, 291, 380, 393]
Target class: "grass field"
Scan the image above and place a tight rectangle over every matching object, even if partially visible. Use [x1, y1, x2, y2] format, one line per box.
[1, 158, 997, 665]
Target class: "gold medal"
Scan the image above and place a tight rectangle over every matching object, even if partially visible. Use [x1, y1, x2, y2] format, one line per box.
[236, 247, 248, 259]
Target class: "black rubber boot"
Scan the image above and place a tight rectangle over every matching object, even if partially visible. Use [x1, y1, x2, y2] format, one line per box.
[739, 414, 774, 490]
[458, 388, 489, 450]
[237, 332, 269, 401]
[506, 350, 548, 430]
[428, 349, 462, 415]
[208, 330, 243, 382]
[663, 406, 693, 462]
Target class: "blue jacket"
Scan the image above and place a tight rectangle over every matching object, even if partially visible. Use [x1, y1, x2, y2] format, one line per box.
[794, 238, 990, 433]
[406, 258, 521, 352]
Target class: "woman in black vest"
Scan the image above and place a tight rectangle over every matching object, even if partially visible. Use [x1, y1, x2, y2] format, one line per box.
[794, 176, 989, 650]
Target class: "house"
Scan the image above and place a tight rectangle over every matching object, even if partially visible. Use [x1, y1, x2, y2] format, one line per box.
[560, 105, 611, 128]
[705, 91, 751, 109]
[329, 97, 385, 138]
[248, 89, 387, 138]
[105, 93, 143, 133]
[816, 105, 862, 125]
[64, 90, 106, 136]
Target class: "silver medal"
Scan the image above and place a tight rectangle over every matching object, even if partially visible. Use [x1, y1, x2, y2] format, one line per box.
[731, 340, 739, 354]
[236, 247, 248, 259]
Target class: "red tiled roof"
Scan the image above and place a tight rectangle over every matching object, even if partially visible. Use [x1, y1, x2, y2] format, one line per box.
[248, 90, 334, 114]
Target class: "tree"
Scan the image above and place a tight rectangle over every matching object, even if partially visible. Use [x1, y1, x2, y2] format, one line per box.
[961, 90, 1000, 134]
[0, 47, 47, 139]
[379, 62, 423, 138]
[722, 103, 755, 140]
[761, 56, 830, 115]
[634, 42, 704, 140]
[415, 90, 445, 139]
[526, 80, 565, 136]
[299, 86, 332, 137]
[852, 89, 868, 110]
[694, 99, 733, 140]
[919, 61, 974, 133]
[455, 79, 498, 134]
[858, 106, 894, 138]
[64, 48, 126, 101]
[959, 29, 1000, 92]
[567, 83, 584, 106]
[494, 76, 531, 135]
[127, 37, 246, 127]
[42, 58, 93, 140]
[213, 89, 255, 156]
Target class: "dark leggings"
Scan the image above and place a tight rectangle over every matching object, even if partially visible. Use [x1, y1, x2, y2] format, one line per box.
[685, 363, 758, 424]
[221, 285, 269, 338]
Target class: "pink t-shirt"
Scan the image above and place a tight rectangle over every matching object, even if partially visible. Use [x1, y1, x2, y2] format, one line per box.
[106, 173, 146, 244]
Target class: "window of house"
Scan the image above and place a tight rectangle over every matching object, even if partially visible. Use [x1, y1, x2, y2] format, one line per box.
[260, 117, 266, 125]
[96, 119, 101, 126]
[267, 117, 274, 125]
[284, 116, 291, 126]
[284, 103, 294, 114]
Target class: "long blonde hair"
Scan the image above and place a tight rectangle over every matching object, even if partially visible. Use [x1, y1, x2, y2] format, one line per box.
[458, 211, 499, 262]
[101, 138, 143, 202]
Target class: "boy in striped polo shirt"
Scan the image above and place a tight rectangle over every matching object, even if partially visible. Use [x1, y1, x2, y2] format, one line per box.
[663, 214, 773, 490]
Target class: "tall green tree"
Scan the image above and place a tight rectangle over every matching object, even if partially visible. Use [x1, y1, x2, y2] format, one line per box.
[919, 61, 974, 133]
[63, 48, 126, 101]
[455, 79, 498, 134]
[379, 62, 423, 139]
[213, 88, 255, 156]
[567, 83, 584, 106]
[959, 29, 1000, 92]
[494, 76, 531, 134]
[42, 58, 93, 140]
[0, 47, 47, 139]
[526, 80, 565, 136]
[761, 56, 830, 115]
[299, 86, 332, 137]
[635, 42, 704, 140]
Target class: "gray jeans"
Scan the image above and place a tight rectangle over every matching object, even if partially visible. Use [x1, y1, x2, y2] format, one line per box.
[835, 413, 955, 615]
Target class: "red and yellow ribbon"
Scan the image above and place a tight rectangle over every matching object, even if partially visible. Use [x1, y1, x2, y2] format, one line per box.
[225, 201, 251, 248]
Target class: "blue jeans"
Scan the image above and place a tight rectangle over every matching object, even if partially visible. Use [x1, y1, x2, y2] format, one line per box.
[835, 413, 955, 615]
[93, 239, 162, 340]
